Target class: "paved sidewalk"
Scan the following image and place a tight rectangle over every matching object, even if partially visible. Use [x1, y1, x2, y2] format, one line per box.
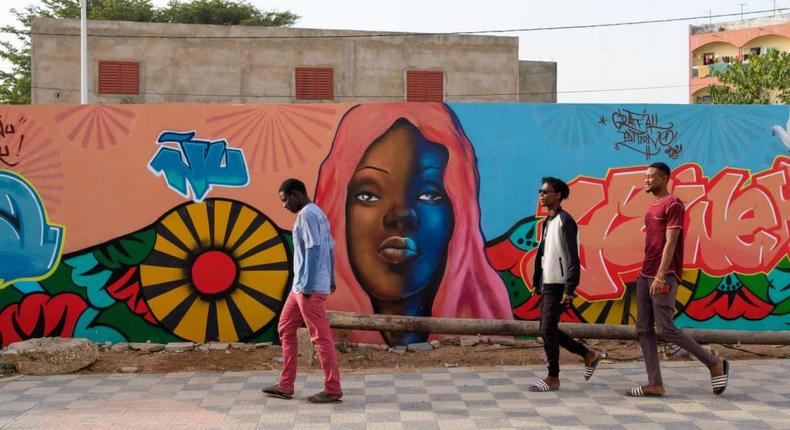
[0, 359, 787, 429]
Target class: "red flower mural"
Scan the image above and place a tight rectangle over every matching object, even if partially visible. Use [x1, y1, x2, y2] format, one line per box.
[685, 287, 773, 320]
[513, 294, 582, 323]
[486, 238, 525, 273]
[0, 293, 88, 347]
[106, 267, 157, 325]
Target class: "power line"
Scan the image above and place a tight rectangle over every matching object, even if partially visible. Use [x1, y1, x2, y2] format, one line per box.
[2, 8, 788, 39]
[31, 82, 712, 99]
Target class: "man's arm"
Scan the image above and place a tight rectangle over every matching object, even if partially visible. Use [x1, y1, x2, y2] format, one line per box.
[301, 245, 321, 295]
[298, 211, 322, 296]
[329, 247, 336, 293]
[651, 228, 681, 296]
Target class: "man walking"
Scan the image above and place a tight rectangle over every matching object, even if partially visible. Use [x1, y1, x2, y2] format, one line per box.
[263, 178, 343, 403]
[530, 177, 605, 392]
[628, 162, 729, 397]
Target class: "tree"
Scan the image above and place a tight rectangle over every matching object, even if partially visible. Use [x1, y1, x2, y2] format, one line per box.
[155, 0, 298, 26]
[709, 49, 790, 104]
[0, 0, 299, 104]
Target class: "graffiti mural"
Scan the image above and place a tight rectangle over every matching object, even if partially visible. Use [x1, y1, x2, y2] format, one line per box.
[0, 113, 25, 167]
[0, 103, 787, 347]
[148, 131, 250, 202]
[315, 104, 512, 345]
[0, 171, 64, 288]
[140, 199, 290, 343]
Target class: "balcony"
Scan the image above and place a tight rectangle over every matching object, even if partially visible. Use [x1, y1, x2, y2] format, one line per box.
[710, 63, 731, 75]
[691, 63, 731, 79]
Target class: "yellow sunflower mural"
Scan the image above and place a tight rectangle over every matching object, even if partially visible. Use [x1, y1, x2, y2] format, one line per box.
[140, 199, 290, 343]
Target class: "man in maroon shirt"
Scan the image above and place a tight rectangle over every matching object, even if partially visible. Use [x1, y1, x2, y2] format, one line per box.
[627, 162, 729, 397]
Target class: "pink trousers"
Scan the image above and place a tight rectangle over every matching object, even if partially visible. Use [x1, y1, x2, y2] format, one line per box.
[277, 292, 342, 394]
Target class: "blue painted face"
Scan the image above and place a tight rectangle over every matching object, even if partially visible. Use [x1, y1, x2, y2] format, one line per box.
[346, 120, 454, 308]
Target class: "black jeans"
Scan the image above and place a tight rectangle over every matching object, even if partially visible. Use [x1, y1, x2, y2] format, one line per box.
[539, 285, 589, 377]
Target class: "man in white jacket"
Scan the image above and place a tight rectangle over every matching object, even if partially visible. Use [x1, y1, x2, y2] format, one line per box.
[529, 177, 605, 392]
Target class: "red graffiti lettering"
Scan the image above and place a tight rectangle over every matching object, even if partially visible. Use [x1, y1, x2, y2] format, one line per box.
[520, 156, 790, 302]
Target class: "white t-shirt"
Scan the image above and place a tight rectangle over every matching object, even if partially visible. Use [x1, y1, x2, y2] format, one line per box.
[541, 215, 570, 285]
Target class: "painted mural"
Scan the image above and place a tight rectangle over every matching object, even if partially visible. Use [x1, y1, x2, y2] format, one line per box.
[0, 103, 787, 347]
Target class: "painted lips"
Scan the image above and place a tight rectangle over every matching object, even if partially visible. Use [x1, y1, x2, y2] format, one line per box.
[377, 237, 418, 264]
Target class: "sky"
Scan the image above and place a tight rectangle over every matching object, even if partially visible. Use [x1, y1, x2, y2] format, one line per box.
[1, 0, 787, 103]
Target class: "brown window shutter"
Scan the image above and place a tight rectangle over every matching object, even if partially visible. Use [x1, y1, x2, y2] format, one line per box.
[98, 61, 139, 95]
[295, 67, 334, 100]
[407, 70, 444, 102]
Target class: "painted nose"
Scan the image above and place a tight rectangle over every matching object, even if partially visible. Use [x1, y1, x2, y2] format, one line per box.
[383, 206, 419, 232]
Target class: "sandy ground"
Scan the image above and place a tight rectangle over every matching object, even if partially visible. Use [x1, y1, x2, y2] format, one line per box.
[75, 340, 790, 374]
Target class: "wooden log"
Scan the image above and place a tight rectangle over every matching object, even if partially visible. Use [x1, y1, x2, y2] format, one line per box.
[327, 311, 790, 345]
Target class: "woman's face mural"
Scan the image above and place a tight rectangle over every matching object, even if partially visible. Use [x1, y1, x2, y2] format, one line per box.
[346, 120, 454, 312]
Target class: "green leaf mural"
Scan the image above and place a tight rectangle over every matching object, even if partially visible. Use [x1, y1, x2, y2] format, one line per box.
[38, 262, 88, 297]
[246, 323, 278, 344]
[692, 272, 721, 299]
[498, 270, 531, 308]
[94, 301, 181, 344]
[93, 228, 156, 269]
[64, 253, 115, 309]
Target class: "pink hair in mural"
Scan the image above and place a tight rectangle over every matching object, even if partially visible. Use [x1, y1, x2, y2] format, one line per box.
[315, 103, 512, 344]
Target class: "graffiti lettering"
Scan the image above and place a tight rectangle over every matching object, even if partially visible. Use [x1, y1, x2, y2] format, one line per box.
[521, 157, 790, 301]
[0, 116, 19, 139]
[610, 108, 681, 160]
[0, 171, 64, 288]
[0, 115, 24, 167]
[148, 131, 249, 202]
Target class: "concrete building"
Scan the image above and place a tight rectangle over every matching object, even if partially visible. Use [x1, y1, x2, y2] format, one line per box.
[689, 13, 790, 104]
[31, 18, 557, 104]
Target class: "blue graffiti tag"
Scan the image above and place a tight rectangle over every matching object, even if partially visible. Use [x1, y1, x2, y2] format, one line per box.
[0, 171, 64, 288]
[148, 131, 249, 202]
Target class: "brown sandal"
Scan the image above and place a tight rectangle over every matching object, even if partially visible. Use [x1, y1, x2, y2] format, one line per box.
[306, 391, 343, 403]
[262, 384, 293, 399]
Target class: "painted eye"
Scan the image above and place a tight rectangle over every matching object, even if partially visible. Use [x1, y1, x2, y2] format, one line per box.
[356, 192, 380, 202]
[418, 191, 445, 202]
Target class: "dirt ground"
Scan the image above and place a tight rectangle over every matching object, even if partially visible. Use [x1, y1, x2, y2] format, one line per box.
[77, 340, 790, 375]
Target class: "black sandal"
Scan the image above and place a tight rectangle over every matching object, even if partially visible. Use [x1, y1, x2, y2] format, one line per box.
[712, 359, 729, 395]
[584, 351, 607, 381]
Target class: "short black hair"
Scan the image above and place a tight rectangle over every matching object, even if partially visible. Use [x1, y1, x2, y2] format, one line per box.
[542, 177, 570, 201]
[649, 162, 671, 178]
[279, 178, 307, 196]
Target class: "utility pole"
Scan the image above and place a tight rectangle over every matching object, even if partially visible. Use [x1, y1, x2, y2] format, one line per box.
[708, 9, 713, 25]
[739, 3, 746, 22]
[80, 0, 87, 104]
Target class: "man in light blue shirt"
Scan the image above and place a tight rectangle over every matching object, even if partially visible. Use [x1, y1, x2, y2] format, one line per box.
[263, 178, 342, 403]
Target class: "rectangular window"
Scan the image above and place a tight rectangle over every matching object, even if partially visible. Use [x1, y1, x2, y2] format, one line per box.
[98, 61, 140, 95]
[406, 70, 444, 102]
[294, 67, 334, 100]
[702, 53, 715, 65]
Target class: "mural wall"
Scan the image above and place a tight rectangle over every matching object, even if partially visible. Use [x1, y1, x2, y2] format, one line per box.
[0, 103, 788, 347]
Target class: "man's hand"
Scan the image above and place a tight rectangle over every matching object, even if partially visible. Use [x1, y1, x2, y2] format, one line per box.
[561, 293, 575, 305]
[330, 283, 336, 294]
[649, 278, 667, 297]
